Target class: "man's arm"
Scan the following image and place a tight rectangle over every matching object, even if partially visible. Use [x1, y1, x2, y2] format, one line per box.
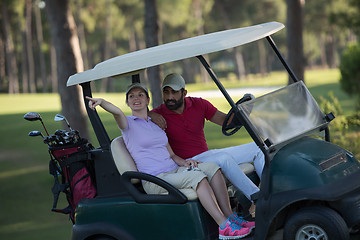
[209, 110, 227, 126]
[148, 111, 167, 130]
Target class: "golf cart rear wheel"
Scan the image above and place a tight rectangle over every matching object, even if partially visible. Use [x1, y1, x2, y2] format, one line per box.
[283, 206, 349, 240]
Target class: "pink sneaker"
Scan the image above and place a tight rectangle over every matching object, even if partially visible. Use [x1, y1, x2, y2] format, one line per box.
[219, 220, 251, 239]
[230, 213, 255, 231]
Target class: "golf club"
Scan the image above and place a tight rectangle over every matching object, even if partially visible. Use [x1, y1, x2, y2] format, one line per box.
[54, 114, 73, 131]
[28, 130, 44, 137]
[24, 112, 50, 136]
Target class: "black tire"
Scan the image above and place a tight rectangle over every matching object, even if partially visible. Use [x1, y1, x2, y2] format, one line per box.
[87, 235, 116, 240]
[283, 206, 349, 240]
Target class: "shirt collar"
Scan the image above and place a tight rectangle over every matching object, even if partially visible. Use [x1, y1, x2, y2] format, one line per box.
[129, 115, 151, 121]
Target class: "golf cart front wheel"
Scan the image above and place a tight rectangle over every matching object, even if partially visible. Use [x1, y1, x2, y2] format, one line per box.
[283, 206, 349, 240]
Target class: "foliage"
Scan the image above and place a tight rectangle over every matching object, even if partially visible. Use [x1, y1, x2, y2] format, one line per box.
[329, 0, 360, 36]
[319, 92, 360, 159]
[339, 43, 360, 109]
[1, 0, 358, 93]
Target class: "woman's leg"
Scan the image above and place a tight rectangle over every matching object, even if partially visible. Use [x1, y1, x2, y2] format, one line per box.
[196, 178, 227, 225]
[208, 169, 233, 218]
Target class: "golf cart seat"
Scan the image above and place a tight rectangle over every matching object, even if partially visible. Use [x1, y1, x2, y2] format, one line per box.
[111, 136, 256, 200]
[111, 136, 198, 200]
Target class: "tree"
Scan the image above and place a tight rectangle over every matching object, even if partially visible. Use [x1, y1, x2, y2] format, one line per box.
[25, 0, 36, 93]
[144, 0, 162, 108]
[1, 1, 19, 94]
[44, 0, 89, 139]
[100, 0, 114, 93]
[286, 0, 305, 84]
[33, 0, 47, 92]
[212, 0, 246, 80]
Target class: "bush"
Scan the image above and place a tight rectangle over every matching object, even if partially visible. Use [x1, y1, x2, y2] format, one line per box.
[339, 43, 360, 110]
[319, 92, 360, 160]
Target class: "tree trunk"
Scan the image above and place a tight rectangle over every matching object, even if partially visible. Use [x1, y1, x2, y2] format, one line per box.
[319, 34, 328, 68]
[50, 39, 58, 93]
[1, 4, 19, 94]
[20, 22, 29, 93]
[45, 0, 89, 139]
[233, 47, 246, 80]
[0, 37, 5, 91]
[34, 0, 47, 92]
[144, 0, 162, 108]
[100, 0, 113, 92]
[286, 0, 305, 84]
[193, 0, 210, 83]
[75, 0, 89, 70]
[25, 0, 36, 93]
[214, 0, 246, 81]
[326, 28, 337, 68]
[258, 40, 267, 77]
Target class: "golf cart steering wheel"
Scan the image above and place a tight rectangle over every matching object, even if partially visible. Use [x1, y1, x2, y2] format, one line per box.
[222, 94, 254, 136]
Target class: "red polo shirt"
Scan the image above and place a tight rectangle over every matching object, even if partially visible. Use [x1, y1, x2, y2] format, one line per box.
[152, 97, 218, 159]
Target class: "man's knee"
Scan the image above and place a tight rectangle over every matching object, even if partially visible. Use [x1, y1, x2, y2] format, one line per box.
[211, 152, 233, 164]
[198, 162, 220, 172]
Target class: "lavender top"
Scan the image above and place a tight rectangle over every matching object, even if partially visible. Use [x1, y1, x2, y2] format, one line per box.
[121, 115, 178, 176]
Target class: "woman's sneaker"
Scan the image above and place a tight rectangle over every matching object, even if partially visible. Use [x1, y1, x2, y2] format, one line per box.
[219, 220, 251, 239]
[230, 212, 255, 232]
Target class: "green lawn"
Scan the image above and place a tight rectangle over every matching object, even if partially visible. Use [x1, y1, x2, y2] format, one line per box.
[0, 68, 356, 240]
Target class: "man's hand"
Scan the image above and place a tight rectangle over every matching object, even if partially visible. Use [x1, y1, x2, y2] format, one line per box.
[148, 111, 167, 130]
[185, 159, 201, 168]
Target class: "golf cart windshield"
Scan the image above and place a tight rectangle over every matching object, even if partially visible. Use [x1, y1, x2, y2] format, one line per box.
[239, 81, 328, 149]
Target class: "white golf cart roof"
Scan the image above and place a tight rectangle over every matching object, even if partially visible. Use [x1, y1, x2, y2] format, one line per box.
[67, 21, 284, 86]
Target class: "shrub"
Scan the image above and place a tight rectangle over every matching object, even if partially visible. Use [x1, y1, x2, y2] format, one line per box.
[339, 43, 360, 110]
[319, 92, 360, 160]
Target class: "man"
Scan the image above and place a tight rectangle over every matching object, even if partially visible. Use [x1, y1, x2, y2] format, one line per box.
[149, 73, 264, 202]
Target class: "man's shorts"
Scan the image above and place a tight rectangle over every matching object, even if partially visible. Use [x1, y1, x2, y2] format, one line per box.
[143, 162, 220, 194]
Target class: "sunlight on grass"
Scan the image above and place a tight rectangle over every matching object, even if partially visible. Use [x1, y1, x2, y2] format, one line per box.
[0, 69, 343, 115]
[0, 221, 42, 234]
[1, 94, 61, 115]
[0, 165, 47, 179]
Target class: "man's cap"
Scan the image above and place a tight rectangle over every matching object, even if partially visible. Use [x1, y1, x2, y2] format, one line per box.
[126, 82, 149, 95]
[162, 73, 185, 91]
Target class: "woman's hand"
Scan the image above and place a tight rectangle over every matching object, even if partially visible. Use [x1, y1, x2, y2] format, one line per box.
[86, 96, 103, 111]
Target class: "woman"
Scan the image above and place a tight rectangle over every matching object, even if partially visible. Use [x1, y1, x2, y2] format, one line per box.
[86, 83, 252, 239]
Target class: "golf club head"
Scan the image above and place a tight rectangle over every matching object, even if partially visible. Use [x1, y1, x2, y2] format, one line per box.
[24, 112, 42, 121]
[54, 114, 72, 130]
[28, 130, 44, 137]
[54, 114, 65, 122]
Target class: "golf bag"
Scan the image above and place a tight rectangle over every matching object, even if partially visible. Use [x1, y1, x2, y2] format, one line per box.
[48, 138, 97, 223]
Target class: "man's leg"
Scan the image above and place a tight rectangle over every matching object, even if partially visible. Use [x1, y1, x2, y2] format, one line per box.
[193, 151, 259, 200]
[215, 142, 265, 179]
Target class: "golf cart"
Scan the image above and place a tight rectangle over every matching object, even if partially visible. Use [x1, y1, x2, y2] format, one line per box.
[64, 21, 360, 240]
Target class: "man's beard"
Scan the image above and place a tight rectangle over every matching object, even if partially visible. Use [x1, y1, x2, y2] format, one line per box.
[165, 97, 184, 110]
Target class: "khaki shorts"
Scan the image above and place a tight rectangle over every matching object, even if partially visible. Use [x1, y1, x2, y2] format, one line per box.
[143, 162, 220, 194]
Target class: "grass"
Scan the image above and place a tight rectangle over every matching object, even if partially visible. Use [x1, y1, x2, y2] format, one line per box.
[0, 68, 357, 240]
